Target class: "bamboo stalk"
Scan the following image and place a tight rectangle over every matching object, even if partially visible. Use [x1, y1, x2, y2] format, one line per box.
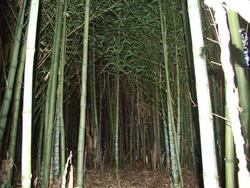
[227, 10, 250, 168]
[59, 0, 67, 176]
[225, 106, 235, 188]
[77, 0, 90, 187]
[7, 27, 27, 187]
[0, 0, 27, 151]
[187, 0, 220, 187]
[205, 1, 250, 187]
[115, 71, 120, 178]
[158, 0, 183, 187]
[42, 0, 65, 187]
[22, 0, 40, 187]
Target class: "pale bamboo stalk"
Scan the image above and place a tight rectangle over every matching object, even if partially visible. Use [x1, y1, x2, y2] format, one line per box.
[187, 0, 220, 187]
[22, 0, 40, 187]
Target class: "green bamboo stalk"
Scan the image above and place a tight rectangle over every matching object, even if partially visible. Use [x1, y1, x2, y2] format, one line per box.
[77, 0, 90, 187]
[159, 75, 170, 163]
[92, 63, 101, 168]
[155, 85, 161, 170]
[173, 17, 181, 152]
[0, 0, 27, 151]
[227, 10, 250, 166]
[152, 99, 157, 170]
[206, 2, 250, 186]
[158, 0, 183, 187]
[187, 93, 197, 174]
[42, 0, 64, 187]
[37, 95, 45, 178]
[6, 27, 27, 187]
[40, 71, 52, 179]
[136, 79, 140, 161]
[129, 87, 134, 164]
[115, 71, 120, 178]
[141, 119, 145, 166]
[187, 0, 220, 187]
[53, 120, 60, 181]
[59, 0, 67, 176]
[108, 76, 115, 165]
[40, 4, 60, 180]
[181, 0, 195, 100]
[22, 0, 40, 187]
[167, 104, 180, 188]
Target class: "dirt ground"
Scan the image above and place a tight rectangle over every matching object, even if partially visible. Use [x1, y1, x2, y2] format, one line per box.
[84, 168, 199, 188]
[10, 167, 199, 187]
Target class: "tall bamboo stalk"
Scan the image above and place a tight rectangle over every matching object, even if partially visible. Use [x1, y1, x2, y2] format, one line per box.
[42, 0, 64, 187]
[22, 0, 40, 187]
[92, 63, 101, 168]
[158, 0, 183, 187]
[59, 0, 67, 176]
[173, 16, 181, 152]
[187, 0, 220, 187]
[7, 29, 27, 187]
[77, 0, 90, 187]
[227, 10, 250, 166]
[0, 0, 27, 151]
[115, 71, 120, 178]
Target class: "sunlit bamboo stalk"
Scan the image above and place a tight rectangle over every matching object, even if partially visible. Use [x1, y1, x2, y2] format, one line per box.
[22, 0, 40, 187]
[187, 0, 220, 187]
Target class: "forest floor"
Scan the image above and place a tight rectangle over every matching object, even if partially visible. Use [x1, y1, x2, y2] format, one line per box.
[84, 168, 200, 188]
[9, 167, 199, 187]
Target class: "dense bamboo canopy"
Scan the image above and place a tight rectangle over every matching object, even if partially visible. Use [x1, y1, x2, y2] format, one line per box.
[0, 0, 249, 187]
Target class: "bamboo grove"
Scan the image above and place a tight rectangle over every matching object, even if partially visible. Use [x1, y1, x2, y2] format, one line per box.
[0, 0, 249, 187]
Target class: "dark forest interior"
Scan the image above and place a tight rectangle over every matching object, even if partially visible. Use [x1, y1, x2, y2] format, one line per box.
[0, 0, 250, 187]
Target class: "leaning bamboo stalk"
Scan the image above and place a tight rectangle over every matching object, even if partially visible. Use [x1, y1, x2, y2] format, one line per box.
[22, 0, 40, 187]
[7, 29, 27, 187]
[187, 0, 220, 187]
[223, 0, 250, 23]
[227, 10, 250, 166]
[205, 1, 250, 187]
[0, 0, 27, 151]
